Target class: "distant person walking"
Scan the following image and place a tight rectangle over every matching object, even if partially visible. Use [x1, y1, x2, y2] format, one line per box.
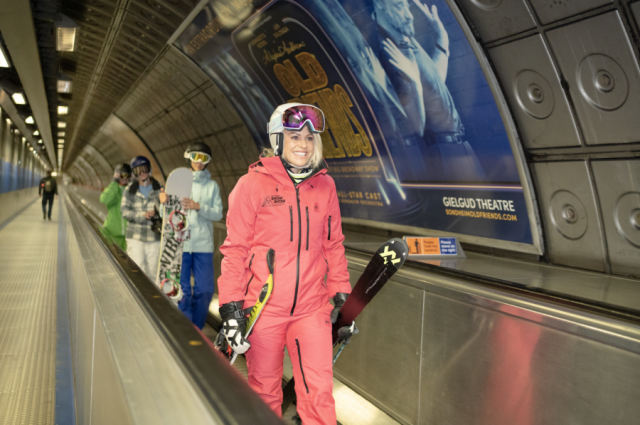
[39, 170, 58, 220]
[100, 164, 131, 250]
[121, 156, 163, 278]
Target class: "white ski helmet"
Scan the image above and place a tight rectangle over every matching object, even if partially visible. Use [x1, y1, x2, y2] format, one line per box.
[267, 103, 326, 156]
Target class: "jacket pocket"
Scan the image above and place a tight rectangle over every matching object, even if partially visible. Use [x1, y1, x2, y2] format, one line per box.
[244, 253, 255, 296]
[295, 339, 310, 394]
[327, 215, 332, 241]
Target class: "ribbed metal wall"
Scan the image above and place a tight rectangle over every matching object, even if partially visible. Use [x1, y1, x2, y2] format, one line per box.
[457, 0, 640, 276]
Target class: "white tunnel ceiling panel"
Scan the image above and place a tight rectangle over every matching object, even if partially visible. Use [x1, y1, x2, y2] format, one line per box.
[489, 35, 581, 149]
[591, 160, 640, 277]
[457, 0, 536, 42]
[529, 0, 613, 25]
[546, 12, 640, 146]
[533, 161, 606, 272]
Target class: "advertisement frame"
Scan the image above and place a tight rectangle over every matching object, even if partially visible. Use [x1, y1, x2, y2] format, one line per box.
[170, 0, 544, 255]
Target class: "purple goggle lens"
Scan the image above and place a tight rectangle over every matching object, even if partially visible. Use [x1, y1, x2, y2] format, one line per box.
[282, 106, 325, 133]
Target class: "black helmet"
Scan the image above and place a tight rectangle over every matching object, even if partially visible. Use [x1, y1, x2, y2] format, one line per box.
[130, 156, 151, 177]
[184, 142, 212, 168]
[115, 163, 132, 177]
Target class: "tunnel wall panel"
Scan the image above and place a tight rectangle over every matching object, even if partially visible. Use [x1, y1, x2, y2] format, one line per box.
[591, 160, 640, 276]
[488, 35, 581, 149]
[532, 161, 606, 272]
[529, 0, 613, 24]
[456, 0, 536, 42]
[546, 12, 640, 146]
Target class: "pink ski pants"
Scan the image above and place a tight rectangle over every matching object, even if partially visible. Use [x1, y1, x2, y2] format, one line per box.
[246, 303, 336, 425]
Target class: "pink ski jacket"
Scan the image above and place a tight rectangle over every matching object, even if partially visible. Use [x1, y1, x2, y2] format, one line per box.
[219, 156, 351, 317]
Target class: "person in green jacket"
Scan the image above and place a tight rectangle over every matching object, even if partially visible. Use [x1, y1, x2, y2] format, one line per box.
[100, 164, 131, 250]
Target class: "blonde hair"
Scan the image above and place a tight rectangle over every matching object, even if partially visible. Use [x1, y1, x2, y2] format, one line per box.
[263, 133, 324, 169]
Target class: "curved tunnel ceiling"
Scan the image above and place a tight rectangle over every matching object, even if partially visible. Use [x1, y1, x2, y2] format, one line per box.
[61, 0, 640, 277]
[60, 0, 200, 169]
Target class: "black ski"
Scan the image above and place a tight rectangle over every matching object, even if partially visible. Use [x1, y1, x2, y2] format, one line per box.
[281, 238, 409, 415]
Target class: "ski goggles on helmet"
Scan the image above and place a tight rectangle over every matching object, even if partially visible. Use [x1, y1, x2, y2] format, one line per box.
[132, 165, 150, 176]
[119, 172, 130, 179]
[281, 105, 325, 133]
[184, 151, 211, 164]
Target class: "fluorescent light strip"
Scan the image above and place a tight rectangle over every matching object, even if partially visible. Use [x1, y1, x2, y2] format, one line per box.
[25, 116, 34, 124]
[58, 106, 68, 115]
[12, 93, 26, 104]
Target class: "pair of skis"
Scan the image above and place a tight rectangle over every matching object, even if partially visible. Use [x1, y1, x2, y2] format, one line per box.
[215, 249, 275, 365]
[280, 238, 408, 414]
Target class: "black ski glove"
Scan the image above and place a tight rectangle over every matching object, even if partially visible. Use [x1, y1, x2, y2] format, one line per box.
[330, 292, 349, 324]
[219, 301, 251, 354]
[337, 321, 359, 345]
[331, 293, 359, 344]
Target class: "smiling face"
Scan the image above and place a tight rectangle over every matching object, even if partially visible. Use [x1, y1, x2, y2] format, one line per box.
[282, 126, 315, 169]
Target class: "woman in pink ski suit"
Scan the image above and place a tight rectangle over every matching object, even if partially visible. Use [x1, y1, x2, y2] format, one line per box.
[218, 104, 353, 424]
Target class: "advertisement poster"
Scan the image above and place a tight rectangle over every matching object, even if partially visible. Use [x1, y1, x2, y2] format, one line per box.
[176, 0, 536, 247]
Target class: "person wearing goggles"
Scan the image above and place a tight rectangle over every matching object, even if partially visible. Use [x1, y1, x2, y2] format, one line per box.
[158, 142, 223, 329]
[121, 156, 164, 278]
[217, 103, 354, 424]
[99, 163, 132, 250]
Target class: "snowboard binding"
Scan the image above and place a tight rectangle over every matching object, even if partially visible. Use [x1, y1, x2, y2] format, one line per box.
[168, 210, 190, 242]
[160, 276, 183, 304]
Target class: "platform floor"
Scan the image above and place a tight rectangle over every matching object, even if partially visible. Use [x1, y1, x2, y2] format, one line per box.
[0, 200, 58, 424]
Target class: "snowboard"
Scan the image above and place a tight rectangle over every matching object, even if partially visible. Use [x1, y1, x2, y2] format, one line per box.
[281, 238, 409, 414]
[215, 249, 275, 364]
[155, 167, 192, 305]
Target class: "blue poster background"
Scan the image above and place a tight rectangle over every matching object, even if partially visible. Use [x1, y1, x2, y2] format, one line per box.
[175, 0, 534, 245]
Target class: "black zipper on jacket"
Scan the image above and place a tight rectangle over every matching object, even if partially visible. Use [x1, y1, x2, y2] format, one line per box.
[305, 206, 309, 251]
[289, 206, 293, 242]
[244, 253, 255, 295]
[290, 186, 302, 316]
[328, 215, 332, 240]
[295, 339, 310, 393]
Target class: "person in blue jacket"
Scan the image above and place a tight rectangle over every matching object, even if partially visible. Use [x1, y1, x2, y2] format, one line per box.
[160, 142, 223, 329]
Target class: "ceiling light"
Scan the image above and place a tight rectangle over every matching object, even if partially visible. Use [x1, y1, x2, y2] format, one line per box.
[58, 122, 66, 128]
[12, 93, 26, 105]
[29, 147, 33, 151]
[33, 130, 39, 136]
[55, 15, 79, 52]
[58, 105, 68, 115]
[57, 73, 72, 93]
[0, 45, 10, 68]
[57, 132, 65, 137]
[25, 116, 34, 124]
[38, 140, 43, 144]
[58, 139, 64, 144]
